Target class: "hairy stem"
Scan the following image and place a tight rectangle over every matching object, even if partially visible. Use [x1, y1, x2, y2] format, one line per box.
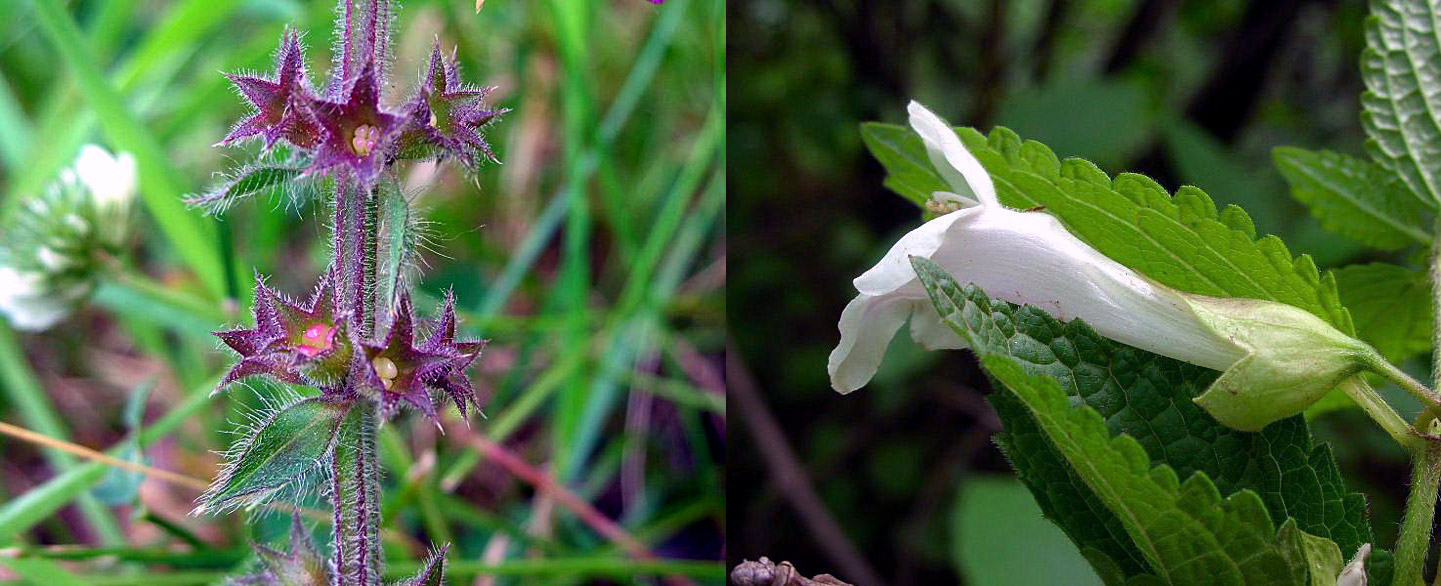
[1368, 353, 1441, 414]
[330, 178, 384, 586]
[330, 400, 383, 586]
[1337, 378, 1417, 452]
[1399, 429, 1441, 586]
[334, 179, 367, 319]
[1400, 223, 1441, 586]
[363, 183, 379, 333]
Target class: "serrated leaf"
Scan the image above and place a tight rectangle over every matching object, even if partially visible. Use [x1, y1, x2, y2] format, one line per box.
[1335, 263, 1433, 363]
[1361, 0, 1441, 207]
[185, 164, 304, 215]
[197, 397, 348, 514]
[859, 123, 1355, 336]
[859, 122, 950, 206]
[910, 257, 1377, 583]
[1272, 146, 1431, 250]
[983, 353, 1302, 586]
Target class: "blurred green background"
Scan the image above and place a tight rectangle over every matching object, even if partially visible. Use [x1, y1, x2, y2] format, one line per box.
[729, 0, 1413, 584]
[0, 0, 724, 584]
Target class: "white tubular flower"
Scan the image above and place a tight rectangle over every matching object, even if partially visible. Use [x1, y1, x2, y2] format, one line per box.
[830, 101, 1381, 431]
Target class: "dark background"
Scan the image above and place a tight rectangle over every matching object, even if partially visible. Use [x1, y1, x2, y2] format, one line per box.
[727, 0, 1415, 584]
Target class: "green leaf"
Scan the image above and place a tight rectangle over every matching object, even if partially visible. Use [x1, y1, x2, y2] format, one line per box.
[859, 123, 1355, 336]
[197, 397, 348, 515]
[859, 122, 950, 207]
[1276, 519, 1344, 586]
[909, 257, 1377, 583]
[92, 378, 156, 506]
[983, 354, 1302, 586]
[400, 546, 449, 586]
[1362, 0, 1441, 207]
[381, 181, 411, 317]
[184, 164, 305, 216]
[1272, 146, 1431, 250]
[1334, 263, 1433, 363]
[995, 79, 1152, 170]
[951, 475, 1103, 586]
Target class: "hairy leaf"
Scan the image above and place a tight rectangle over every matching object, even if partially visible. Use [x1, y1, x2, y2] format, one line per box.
[1361, 0, 1441, 207]
[397, 545, 449, 586]
[1273, 146, 1432, 249]
[910, 257, 1379, 583]
[860, 123, 1356, 336]
[229, 512, 329, 586]
[1335, 263, 1433, 363]
[381, 182, 409, 317]
[185, 164, 304, 215]
[197, 397, 347, 514]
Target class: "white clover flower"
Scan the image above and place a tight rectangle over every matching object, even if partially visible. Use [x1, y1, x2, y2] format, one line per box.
[829, 101, 1384, 431]
[0, 144, 136, 332]
[0, 266, 81, 331]
[74, 144, 137, 211]
[73, 144, 136, 246]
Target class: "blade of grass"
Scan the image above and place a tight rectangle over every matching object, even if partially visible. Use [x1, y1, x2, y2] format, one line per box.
[0, 324, 124, 543]
[0, 421, 210, 492]
[439, 350, 587, 490]
[0, 374, 219, 544]
[561, 109, 720, 481]
[0, 557, 91, 586]
[10, 0, 248, 205]
[470, 0, 691, 321]
[0, 73, 32, 170]
[26, 0, 234, 298]
[549, 0, 598, 481]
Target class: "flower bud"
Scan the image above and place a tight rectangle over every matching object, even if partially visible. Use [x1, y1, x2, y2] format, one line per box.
[1336, 544, 1369, 586]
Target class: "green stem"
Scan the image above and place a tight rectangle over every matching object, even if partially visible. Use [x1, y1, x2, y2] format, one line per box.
[1368, 353, 1441, 414]
[1398, 435, 1441, 586]
[1400, 221, 1441, 586]
[1339, 377, 1419, 452]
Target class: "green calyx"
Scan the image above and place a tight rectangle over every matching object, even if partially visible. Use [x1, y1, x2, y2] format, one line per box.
[1188, 296, 1376, 433]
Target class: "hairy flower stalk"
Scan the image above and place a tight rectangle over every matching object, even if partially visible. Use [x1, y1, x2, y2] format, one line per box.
[831, 101, 1429, 433]
[196, 0, 503, 584]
